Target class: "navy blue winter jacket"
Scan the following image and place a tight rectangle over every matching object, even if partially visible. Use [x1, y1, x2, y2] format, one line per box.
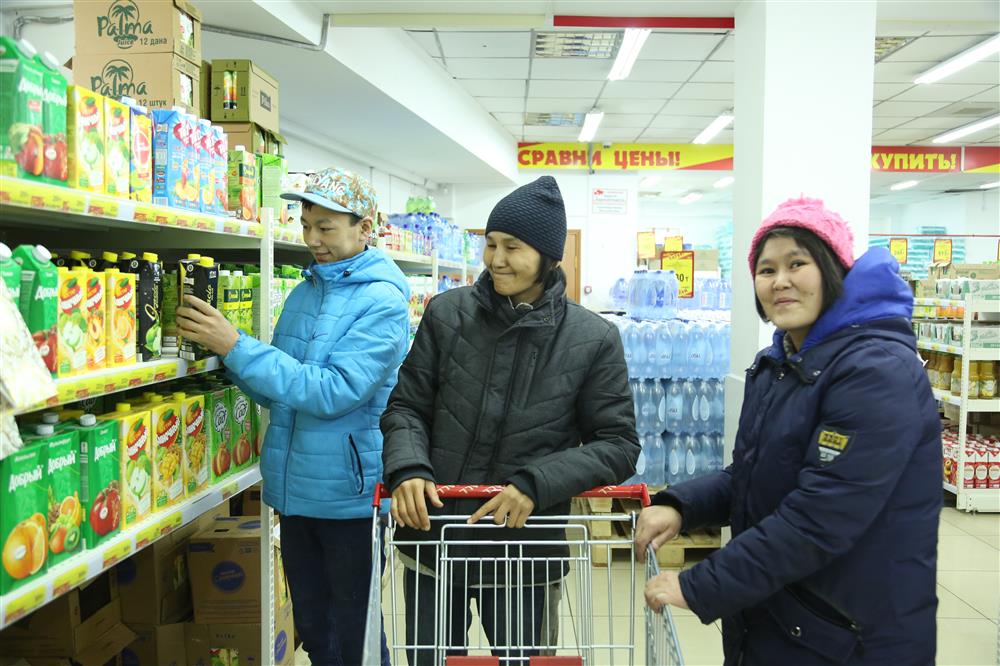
[654, 248, 942, 666]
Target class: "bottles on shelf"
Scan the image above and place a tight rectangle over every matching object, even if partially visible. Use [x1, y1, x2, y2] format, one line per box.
[618, 319, 731, 380]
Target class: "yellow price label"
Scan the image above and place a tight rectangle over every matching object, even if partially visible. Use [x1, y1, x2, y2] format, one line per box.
[137, 364, 157, 385]
[57, 189, 89, 214]
[3, 583, 46, 624]
[8, 181, 34, 206]
[663, 236, 684, 252]
[187, 358, 208, 375]
[153, 363, 175, 382]
[223, 220, 241, 235]
[88, 197, 120, 219]
[133, 205, 157, 223]
[247, 224, 262, 238]
[53, 562, 89, 596]
[158, 511, 183, 538]
[637, 231, 657, 260]
[661, 251, 696, 299]
[220, 480, 239, 500]
[933, 239, 953, 263]
[193, 216, 213, 231]
[57, 379, 86, 403]
[135, 522, 161, 549]
[889, 238, 908, 265]
[173, 213, 192, 228]
[101, 538, 133, 568]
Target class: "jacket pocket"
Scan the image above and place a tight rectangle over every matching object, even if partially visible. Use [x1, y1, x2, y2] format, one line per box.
[514, 349, 539, 407]
[346, 435, 364, 495]
[764, 586, 862, 664]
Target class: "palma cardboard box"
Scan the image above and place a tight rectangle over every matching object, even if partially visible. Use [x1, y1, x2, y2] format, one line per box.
[73, 0, 202, 65]
[72, 52, 200, 115]
[184, 599, 294, 666]
[209, 60, 280, 134]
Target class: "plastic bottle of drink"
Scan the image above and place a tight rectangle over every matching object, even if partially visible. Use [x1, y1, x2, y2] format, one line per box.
[629, 378, 642, 431]
[715, 434, 726, 470]
[664, 270, 678, 320]
[623, 322, 642, 378]
[698, 434, 716, 473]
[641, 322, 658, 378]
[665, 433, 683, 486]
[636, 379, 654, 434]
[718, 280, 731, 311]
[626, 270, 644, 320]
[710, 380, 725, 433]
[650, 271, 666, 320]
[611, 278, 628, 311]
[695, 381, 713, 435]
[682, 434, 699, 481]
[687, 322, 707, 379]
[651, 378, 666, 435]
[633, 446, 648, 485]
[645, 434, 666, 487]
[664, 380, 684, 433]
[682, 380, 698, 433]
[655, 322, 673, 379]
[669, 320, 688, 379]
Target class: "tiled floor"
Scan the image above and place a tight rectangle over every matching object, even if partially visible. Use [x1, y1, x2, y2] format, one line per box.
[295, 503, 999, 665]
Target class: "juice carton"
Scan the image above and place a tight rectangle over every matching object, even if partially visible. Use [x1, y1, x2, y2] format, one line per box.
[0, 37, 45, 180]
[105, 268, 137, 367]
[162, 268, 179, 354]
[44, 428, 83, 568]
[104, 97, 130, 198]
[219, 270, 240, 328]
[121, 252, 163, 361]
[13, 244, 58, 375]
[100, 404, 152, 527]
[74, 414, 121, 548]
[57, 266, 89, 377]
[34, 51, 68, 185]
[198, 119, 215, 212]
[227, 145, 256, 221]
[212, 125, 228, 215]
[121, 97, 152, 203]
[66, 86, 105, 192]
[228, 386, 257, 470]
[67, 250, 91, 268]
[204, 386, 233, 483]
[247, 270, 261, 339]
[149, 396, 184, 510]
[85, 251, 118, 271]
[1, 242, 22, 302]
[84, 269, 107, 371]
[179, 256, 218, 361]
[152, 107, 197, 209]
[175, 392, 209, 496]
[188, 113, 202, 212]
[988, 443, 1000, 490]
[0, 441, 48, 595]
[239, 272, 254, 337]
[259, 154, 287, 221]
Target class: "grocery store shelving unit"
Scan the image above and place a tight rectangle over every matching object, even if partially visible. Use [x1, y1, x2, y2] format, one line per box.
[915, 297, 1000, 513]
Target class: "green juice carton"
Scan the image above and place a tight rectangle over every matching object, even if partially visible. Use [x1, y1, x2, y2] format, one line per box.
[227, 145, 256, 221]
[100, 403, 152, 528]
[74, 414, 121, 548]
[12, 244, 58, 375]
[259, 153, 287, 220]
[34, 51, 68, 185]
[44, 428, 83, 568]
[0, 37, 45, 180]
[219, 270, 240, 328]
[238, 272, 254, 336]
[66, 85, 105, 192]
[228, 386, 257, 470]
[0, 242, 22, 302]
[205, 385, 233, 483]
[0, 441, 48, 595]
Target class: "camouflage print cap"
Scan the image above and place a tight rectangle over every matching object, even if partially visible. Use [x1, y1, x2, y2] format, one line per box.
[281, 167, 377, 220]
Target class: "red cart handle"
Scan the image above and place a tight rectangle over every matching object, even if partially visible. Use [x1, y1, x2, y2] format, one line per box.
[372, 482, 650, 508]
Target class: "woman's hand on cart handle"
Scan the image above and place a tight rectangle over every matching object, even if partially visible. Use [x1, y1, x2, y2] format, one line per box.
[645, 570, 690, 612]
[390, 478, 444, 531]
[467, 485, 536, 528]
[634, 505, 683, 562]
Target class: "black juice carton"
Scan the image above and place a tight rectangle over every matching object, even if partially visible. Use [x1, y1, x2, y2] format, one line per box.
[179, 256, 218, 361]
[120, 252, 163, 361]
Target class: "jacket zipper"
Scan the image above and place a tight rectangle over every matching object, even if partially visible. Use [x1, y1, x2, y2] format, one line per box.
[348, 435, 364, 495]
[486, 332, 523, 476]
[787, 586, 864, 652]
[740, 367, 785, 526]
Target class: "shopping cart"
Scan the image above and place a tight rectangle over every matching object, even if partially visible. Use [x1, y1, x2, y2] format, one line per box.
[362, 483, 685, 666]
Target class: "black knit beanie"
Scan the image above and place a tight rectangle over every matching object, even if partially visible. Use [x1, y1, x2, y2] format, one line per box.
[485, 176, 567, 260]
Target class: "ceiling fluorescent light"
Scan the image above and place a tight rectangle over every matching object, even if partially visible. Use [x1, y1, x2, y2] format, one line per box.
[679, 192, 703, 205]
[890, 180, 920, 191]
[981, 181, 1000, 189]
[931, 114, 1000, 143]
[607, 28, 651, 81]
[915, 34, 1000, 84]
[693, 112, 734, 144]
[578, 110, 604, 142]
[713, 176, 734, 189]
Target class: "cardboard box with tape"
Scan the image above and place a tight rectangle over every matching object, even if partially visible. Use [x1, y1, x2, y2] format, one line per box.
[74, 0, 202, 65]
[72, 52, 200, 115]
[184, 599, 294, 666]
[210, 60, 280, 134]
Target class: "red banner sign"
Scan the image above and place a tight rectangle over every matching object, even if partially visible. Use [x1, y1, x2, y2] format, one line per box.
[871, 146, 961, 173]
[963, 146, 1000, 174]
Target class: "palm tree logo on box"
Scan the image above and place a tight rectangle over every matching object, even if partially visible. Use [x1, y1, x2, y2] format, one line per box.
[97, 0, 153, 50]
[89, 60, 149, 101]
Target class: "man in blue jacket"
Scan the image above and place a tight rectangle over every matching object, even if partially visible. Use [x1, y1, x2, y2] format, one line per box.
[176, 168, 410, 666]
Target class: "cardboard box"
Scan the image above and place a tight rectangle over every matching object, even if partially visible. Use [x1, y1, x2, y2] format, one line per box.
[199, 60, 211, 120]
[187, 517, 263, 624]
[231, 483, 261, 516]
[120, 622, 186, 666]
[27, 623, 135, 666]
[116, 538, 191, 625]
[73, 52, 200, 115]
[74, 0, 202, 65]
[693, 248, 719, 272]
[210, 60, 279, 134]
[215, 121, 284, 157]
[0, 571, 120, 657]
[184, 600, 294, 666]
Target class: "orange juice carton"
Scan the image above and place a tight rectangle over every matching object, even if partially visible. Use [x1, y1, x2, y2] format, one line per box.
[84, 269, 106, 371]
[122, 97, 152, 202]
[104, 96, 130, 198]
[152, 106, 197, 209]
[105, 268, 137, 367]
[66, 86, 105, 192]
[197, 118, 215, 212]
[211, 125, 228, 215]
[174, 392, 208, 496]
[227, 144, 256, 221]
[149, 396, 184, 510]
[57, 266, 88, 377]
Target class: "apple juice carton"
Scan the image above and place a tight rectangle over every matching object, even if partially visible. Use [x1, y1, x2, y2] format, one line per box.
[105, 268, 137, 367]
[44, 428, 82, 568]
[100, 404, 152, 527]
[0, 37, 45, 180]
[179, 256, 218, 361]
[103, 97, 130, 198]
[35, 51, 68, 185]
[228, 386, 257, 471]
[0, 441, 48, 595]
[161, 267, 179, 355]
[219, 270, 240, 328]
[198, 119, 215, 212]
[204, 386, 233, 483]
[174, 392, 209, 496]
[212, 125, 228, 215]
[73, 414, 121, 548]
[66, 86, 105, 192]
[57, 266, 89, 378]
[239, 272, 255, 336]
[121, 97, 152, 203]
[228, 144, 257, 221]
[120, 252, 163, 361]
[84, 269, 107, 371]
[148, 396, 184, 511]
[152, 107, 196, 209]
[12, 244, 58, 375]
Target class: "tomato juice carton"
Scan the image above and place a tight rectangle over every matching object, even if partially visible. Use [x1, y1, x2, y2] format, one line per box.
[175, 392, 209, 496]
[100, 404, 152, 527]
[44, 428, 83, 568]
[85, 269, 107, 371]
[152, 106, 197, 209]
[66, 86, 105, 192]
[0, 442, 48, 595]
[12, 244, 58, 375]
[212, 125, 228, 215]
[57, 266, 89, 378]
[198, 118, 215, 212]
[122, 97, 152, 203]
[105, 268, 137, 367]
[74, 414, 121, 548]
[227, 145, 256, 221]
[35, 51, 68, 185]
[179, 256, 218, 361]
[0, 37, 45, 180]
[228, 387, 257, 471]
[121, 252, 163, 361]
[149, 397, 184, 510]
[204, 386, 233, 483]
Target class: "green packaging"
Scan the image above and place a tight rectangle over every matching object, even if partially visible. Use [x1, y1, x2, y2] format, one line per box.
[12, 244, 58, 375]
[238, 273, 253, 336]
[0, 242, 23, 302]
[248, 272, 261, 339]
[162, 269, 179, 352]
[75, 415, 121, 548]
[0, 37, 45, 180]
[34, 51, 68, 185]
[228, 386, 257, 470]
[259, 153, 287, 219]
[219, 270, 241, 329]
[1, 442, 48, 595]
[205, 386, 233, 483]
[44, 429, 83, 567]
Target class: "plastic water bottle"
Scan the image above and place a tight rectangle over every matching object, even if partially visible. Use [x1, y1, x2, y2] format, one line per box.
[718, 280, 731, 311]
[682, 434, 699, 480]
[655, 322, 673, 379]
[665, 434, 683, 486]
[611, 278, 628, 311]
[645, 434, 666, 487]
[623, 322, 641, 377]
[664, 380, 684, 433]
[626, 270, 645, 320]
[650, 271, 666, 320]
[664, 271, 678, 320]
[710, 380, 725, 434]
[694, 381, 712, 435]
[629, 378, 641, 429]
[651, 378, 666, 435]
[641, 322, 658, 378]
[669, 321, 688, 379]
[633, 447, 647, 485]
[698, 434, 716, 473]
[715, 434, 726, 470]
[681, 381, 697, 433]
[687, 322, 707, 379]
[717, 323, 731, 377]
[637, 380, 654, 434]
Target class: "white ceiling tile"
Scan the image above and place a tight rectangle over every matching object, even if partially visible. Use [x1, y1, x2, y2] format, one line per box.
[476, 97, 525, 113]
[492, 112, 524, 124]
[459, 79, 526, 97]
[977, 134, 999, 144]
[873, 83, 912, 101]
[674, 82, 734, 101]
[446, 58, 529, 79]
[601, 113, 655, 128]
[874, 61, 938, 83]
[873, 100, 951, 117]
[873, 128, 939, 143]
[882, 35, 997, 63]
[531, 59, 613, 81]
[898, 116, 977, 130]
[891, 83, 994, 103]
[871, 116, 911, 130]
[650, 114, 718, 129]
[406, 30, 440, 58]
[524, 97, 594, 113]
[639, 33, 722, 61]
[528, 79, 604, 98]
[710, 35, 734, 61]
[594, 128, 645, 142]
[599, 98, 668, 114]
[602, 81, 682, 99]
[504, 125, 524, 140]
[638, 129, 696, 142]
[689, 61, 734, 83]
[961, 86, 1000, 104]
[626, 60, 702, 82]
[661, 99, 730, 116]
[522, 126, 581, 139]
[437, 31, 531, 58]
[936, 61, 1000, 86]
[432, 58, 446, 70]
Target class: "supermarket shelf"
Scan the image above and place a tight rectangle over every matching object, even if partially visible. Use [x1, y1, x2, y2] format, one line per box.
[917, 340, 1000, 361]
[16, 357, 221, 416]
[954, 487, 1000, 513]
[0, 465, 261, 629]
[943, 481, 958, 495]
[932, 388, 1000, 413]
[914, 297, 999, 311]
[438, 259, 465, 272]
[386, 250, 434, 269]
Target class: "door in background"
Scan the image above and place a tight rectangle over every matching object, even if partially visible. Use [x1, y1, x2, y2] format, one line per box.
[468, 229, 581, 303]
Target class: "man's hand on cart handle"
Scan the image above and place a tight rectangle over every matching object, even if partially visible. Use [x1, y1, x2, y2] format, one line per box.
[467, 485, 536, 528]
[634, 505, 683, 562]
[391, 478, 444, 531]
[645, 570, 690, 612]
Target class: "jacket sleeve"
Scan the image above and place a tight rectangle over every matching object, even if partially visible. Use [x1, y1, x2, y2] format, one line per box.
[222, 290, 409, 420]
[507, 324, 641, 510]
[380, 297, 440, 491]
[678, 345, 928, 624]
[224, 368, 272, 409]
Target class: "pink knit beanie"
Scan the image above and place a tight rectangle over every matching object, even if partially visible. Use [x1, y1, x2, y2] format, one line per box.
[748, 197, 855, 276]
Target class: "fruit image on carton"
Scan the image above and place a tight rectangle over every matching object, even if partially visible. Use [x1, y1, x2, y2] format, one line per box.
[211, 125, 228, 215]
[105, 268, 137, 367]
[36, 50, 68, 185]
[227, 145, 256, 221]
[152, 106, 198, 209]
[228, 387, 256, 471]
[102, 404, 152, 527]
[178, 256, 217, 361]
[123, 97, 153, 202]
[57, 266, 89, 378]
[150, 398, 184, 510]
[85, 270, 107, 371]
[0, 37, 45, 181]
[13, 244, 58, 375]
[75, 415, 121, 548]
[104, 96, 131, 198]
[66, 86, 105, 192]
[176, 392, 209, 496]
[204, 386, 232, 483]
[198, 118, 215, 212]
[44, 429, 83, 568]
[1, 443, 48, 595]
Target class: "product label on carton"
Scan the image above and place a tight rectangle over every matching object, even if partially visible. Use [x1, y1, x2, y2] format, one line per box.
[106, 271, 137, 366]
[67, 86, 105, 191]
[57, 268, 89, 377]
[15, 250, 58, 375]
[189, 117, 202, 212]
[151, 403, 184, 509]
[179, 260, 217, 361]
[162, 270, 179, 348]
[227, 148, 256, 221]
[79, 420, 121, 548]
[206, 388, 233, 482]
[0, 39, 45, 180]
[131, 258, 163, 361]
[152, 108, 198, 209]
[85, 271, 106, 371]
[129, 105, 152, 202]
[199, 119, 215, 212]
[104, 97, 130, 197]
[40, 60, 68, 184]
[0, 443, 48, 595]
[182, 395, 209, 495]
[212, 126, 228, 214]
[229, 388, 256, 471]
[45, 431, 83, 567]
[119, 411, 152, 526]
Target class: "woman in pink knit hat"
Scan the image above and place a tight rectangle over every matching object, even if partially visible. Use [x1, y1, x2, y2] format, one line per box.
[636, 197, 941, 666]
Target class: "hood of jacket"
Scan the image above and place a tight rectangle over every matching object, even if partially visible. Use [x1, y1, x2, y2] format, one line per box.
[302, 246, 410, 299]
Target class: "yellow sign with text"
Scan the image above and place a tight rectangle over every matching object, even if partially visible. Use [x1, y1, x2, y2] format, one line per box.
[889, 238, 908, 265]
[517, 143, 590, 169]
[517, 143, 734, 171]
[661, 251, 695, 299]
[933, 239, 953, 264]
[664, 236, 684, 252]
[637, 231, 657, 260]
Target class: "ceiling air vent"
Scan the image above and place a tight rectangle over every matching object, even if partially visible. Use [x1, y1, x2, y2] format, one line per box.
[524, 112, 584, 127]
[929, 102, 999, 117]
[533, 31, 621, 59]
[874, 36, 916, 63]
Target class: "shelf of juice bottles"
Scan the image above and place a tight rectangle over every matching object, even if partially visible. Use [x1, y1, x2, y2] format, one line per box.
[0, 176, 263, 240]
[917, 340, 1000, 361]
[14, 356, 222, 416]
[0, 464, 262, 630]
[914, 297, 999, 311]
[931, 388, 1000, 413]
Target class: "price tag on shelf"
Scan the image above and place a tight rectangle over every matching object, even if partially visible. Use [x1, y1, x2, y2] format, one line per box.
[157, 511, 183, 538]
[246, 224, 262, 238]
[661, 251, 695, 299]
[153, 210, 175, 226]
[137, 364, 157, 385]
[57, 379, 86, 404]
[933, 239, 953, 264]
[222, 220, 241, 235]
[889, 238, 908, 265]
[3, 583, 46, 624]
[57, 189, 89, 214]
[187, 358, 208, 375]
[220, 479, 239, 501]
[173, 213, 192, 228]
[153, 363, 175, 382]
[135, 522, 161, 549]
[194, 216, 213, 231]
[101, 538, 133, 568]
[133, 205, 157, 223]
[7, 180, 34, 206]
[52, 562, 89, 596]
[88, 197, 120, 218]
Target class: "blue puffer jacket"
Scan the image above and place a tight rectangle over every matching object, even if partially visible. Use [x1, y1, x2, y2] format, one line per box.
[655, 248, 942, 666]
[224, 247, 410, 519]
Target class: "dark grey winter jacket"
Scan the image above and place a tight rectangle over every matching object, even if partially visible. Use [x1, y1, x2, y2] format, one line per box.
[381, 271, 639, 579]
